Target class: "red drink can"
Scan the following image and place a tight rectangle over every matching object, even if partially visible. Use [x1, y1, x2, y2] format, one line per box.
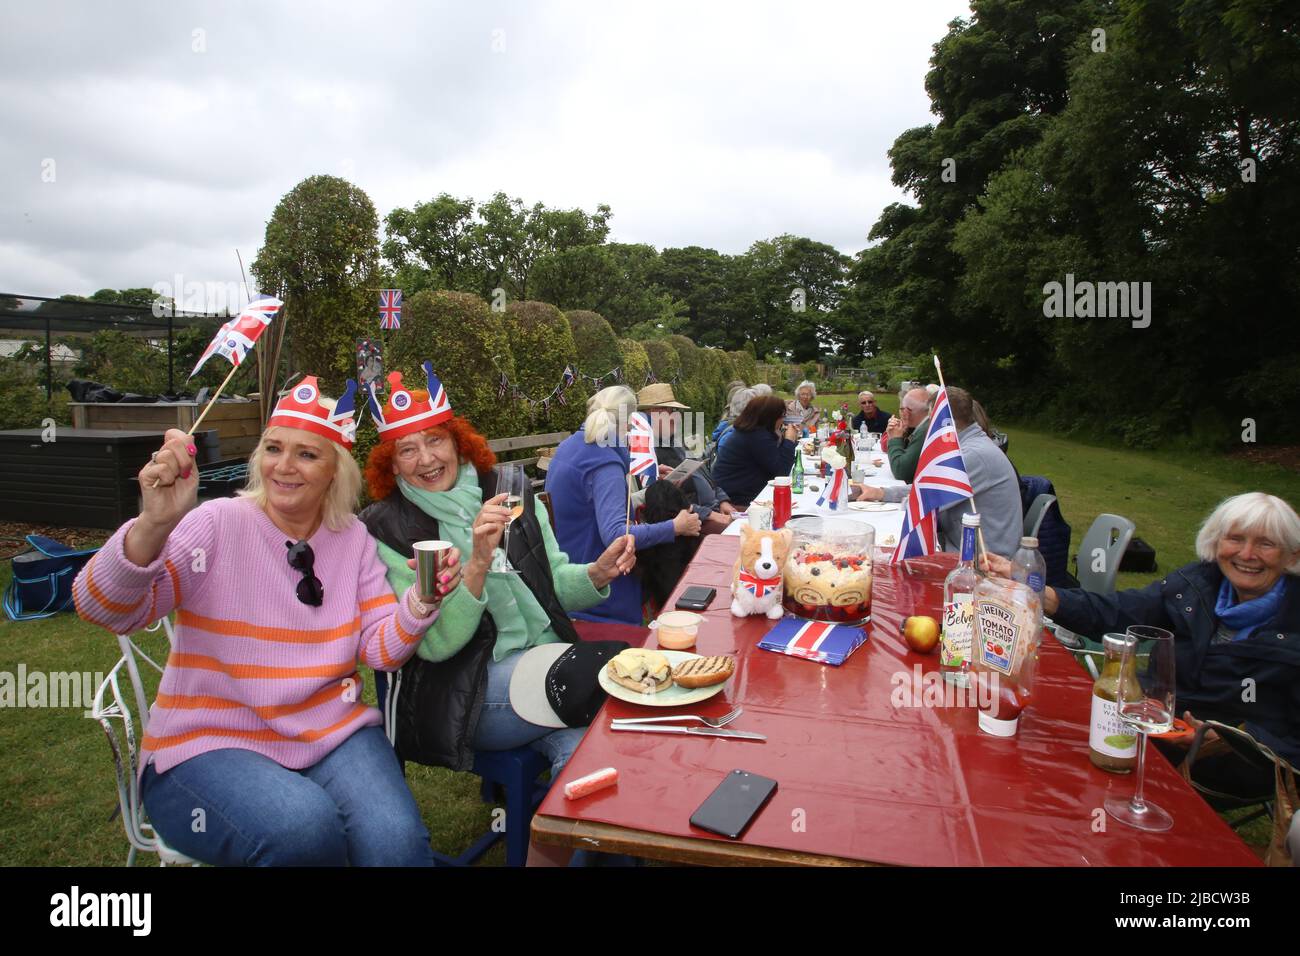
[772, 477, 792, 529]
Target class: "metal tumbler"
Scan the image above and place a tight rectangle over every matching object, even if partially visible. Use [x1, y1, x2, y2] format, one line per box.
[412, 540, 453, 601]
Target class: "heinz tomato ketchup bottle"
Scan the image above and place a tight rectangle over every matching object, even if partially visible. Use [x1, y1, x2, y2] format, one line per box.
[970, 569, 1043, 737]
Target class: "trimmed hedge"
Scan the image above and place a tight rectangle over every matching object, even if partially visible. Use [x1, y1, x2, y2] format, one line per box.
[618, 338, 651, 393]
[641, 339, 681, 389]
[729, 350, 758, 386]
[279, 280, 741, 458]
[565, 310, 623, 382]
[697, 347, 728, 419]
[385, 290, 525, 443]
[668, 335, 704, 412]
[285, 287, 377, 398]
[504, 300, 589, 433]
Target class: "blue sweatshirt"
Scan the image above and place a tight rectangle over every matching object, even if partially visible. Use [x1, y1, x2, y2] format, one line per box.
[711, 426, 797, 508]
[544, 427, 676, 624]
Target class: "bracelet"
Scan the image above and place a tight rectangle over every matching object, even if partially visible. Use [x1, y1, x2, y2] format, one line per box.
[408, 592, 435, 617]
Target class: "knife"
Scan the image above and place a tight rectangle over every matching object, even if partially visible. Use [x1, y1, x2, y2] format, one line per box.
[610, 724, 766, 741]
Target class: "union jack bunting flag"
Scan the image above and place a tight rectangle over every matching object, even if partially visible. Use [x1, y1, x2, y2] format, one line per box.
[190, 295, 282, 377]
[561, 364, 577, 387]
[627, 411, 658, 488]
[891, 386, 974, 563]
[378, 289, 402, 329]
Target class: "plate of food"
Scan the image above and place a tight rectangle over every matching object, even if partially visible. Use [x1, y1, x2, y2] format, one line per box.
[599, 648, 735, 707]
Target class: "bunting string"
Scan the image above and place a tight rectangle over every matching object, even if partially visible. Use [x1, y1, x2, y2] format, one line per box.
[489, 359, 638, 419]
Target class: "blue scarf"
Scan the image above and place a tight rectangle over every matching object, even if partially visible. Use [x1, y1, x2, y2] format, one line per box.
[1215, 575, 1286, 641]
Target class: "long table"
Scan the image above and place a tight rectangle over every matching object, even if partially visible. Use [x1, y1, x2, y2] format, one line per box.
[723, 446, 907, 544]
[532, 535, 1262, 866]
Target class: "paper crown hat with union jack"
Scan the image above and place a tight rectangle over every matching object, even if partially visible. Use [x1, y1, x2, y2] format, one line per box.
[367, 361, 453, 441]
[268, 376, 359, 449]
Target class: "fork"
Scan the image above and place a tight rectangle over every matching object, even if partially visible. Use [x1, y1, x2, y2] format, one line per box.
[611, 707, 742, 729]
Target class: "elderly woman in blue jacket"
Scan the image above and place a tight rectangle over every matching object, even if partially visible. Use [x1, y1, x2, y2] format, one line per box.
[985, 492, 1300, 798]
[546, 386, 701, 624]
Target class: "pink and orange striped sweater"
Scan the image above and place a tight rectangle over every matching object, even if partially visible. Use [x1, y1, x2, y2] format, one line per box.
[73, 496, 438, 775]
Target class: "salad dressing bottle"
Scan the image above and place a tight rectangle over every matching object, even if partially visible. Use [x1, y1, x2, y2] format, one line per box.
[1088, 633, 1141, 773]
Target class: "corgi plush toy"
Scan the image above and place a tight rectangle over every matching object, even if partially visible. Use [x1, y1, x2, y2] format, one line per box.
[731, 525, 793, 619]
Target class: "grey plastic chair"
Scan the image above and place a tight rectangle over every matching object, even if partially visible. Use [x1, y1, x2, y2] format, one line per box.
[1074, 513, 1135, 595]
[1023, 493, 1056, 541]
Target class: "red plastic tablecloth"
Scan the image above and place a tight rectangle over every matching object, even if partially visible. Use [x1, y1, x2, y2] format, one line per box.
[538, 535, 1261, 866]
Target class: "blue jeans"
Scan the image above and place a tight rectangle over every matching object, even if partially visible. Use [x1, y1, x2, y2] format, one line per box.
[141, 725, 435, 867]
[473, 652, 586, 778]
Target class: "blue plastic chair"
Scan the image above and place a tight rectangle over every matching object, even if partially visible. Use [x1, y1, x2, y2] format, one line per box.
[375, 670, 550, 867]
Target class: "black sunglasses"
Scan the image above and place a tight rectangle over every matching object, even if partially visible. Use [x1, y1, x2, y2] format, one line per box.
[286, 539, 324, 607]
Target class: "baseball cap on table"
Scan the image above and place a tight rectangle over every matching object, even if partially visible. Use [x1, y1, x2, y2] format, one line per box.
[367, 360, 453, 441]
[636, 382, 689, 410]
[269, 376, 359, 449]
[509, 640, 631, 729]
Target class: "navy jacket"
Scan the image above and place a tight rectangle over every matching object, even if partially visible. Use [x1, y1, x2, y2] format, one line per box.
[1053, 563, 1300, 765]
[853, 408, 890, 433]
[711, 427, 797, 508]
[1020, 474, 1074, 588]
[544, 428, 676, 625]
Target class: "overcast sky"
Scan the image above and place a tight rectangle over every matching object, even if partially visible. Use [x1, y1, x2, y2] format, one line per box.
[0, 0, 972, 307]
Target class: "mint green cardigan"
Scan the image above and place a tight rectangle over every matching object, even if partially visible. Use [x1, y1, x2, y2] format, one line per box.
[374, 498, 611, 663]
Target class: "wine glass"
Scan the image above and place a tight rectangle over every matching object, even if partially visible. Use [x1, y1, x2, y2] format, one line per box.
[489, 463, 529, 575]
[1104, 625, 1176, 832]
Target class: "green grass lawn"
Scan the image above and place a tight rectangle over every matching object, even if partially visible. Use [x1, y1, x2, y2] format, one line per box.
[0, 591, 506, 866]
[3, 400, 1293, 864]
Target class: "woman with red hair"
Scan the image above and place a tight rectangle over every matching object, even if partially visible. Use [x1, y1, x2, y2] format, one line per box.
[357, 366, 635, 818]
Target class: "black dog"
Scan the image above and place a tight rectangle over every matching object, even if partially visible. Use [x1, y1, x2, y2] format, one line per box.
[634, 479, 703, 615]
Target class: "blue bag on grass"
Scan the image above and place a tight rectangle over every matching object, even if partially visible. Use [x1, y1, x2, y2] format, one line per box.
[3, 535, 100, 621]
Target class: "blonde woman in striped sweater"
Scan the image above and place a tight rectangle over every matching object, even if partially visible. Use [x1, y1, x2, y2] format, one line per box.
[73, 378, 460, 866]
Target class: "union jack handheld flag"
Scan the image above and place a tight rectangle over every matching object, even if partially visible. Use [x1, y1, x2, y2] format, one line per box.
[891, 387, 973, 563]
[378, 289, 402, 329]
[627, 411, 658, 488]
[189, 295, 282, 378]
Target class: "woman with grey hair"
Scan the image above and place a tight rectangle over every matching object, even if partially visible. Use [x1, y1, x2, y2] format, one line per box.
[785, 379, 821, 430]
[985, 492, 1300, 796]
[545, 385, 700, 624]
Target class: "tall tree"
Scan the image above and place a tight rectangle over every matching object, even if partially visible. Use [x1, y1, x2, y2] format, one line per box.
[382, 193, 480, 293]
[851, 0, 1107, 373]
[953, 0, 1300, 441]
[252, 174, 380, 394]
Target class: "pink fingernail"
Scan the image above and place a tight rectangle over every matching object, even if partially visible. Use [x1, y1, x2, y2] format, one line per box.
[187, 444, 197, 456]
[182, 468, 192, 479]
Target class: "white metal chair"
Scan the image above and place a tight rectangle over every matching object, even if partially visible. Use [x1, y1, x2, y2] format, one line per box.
[89, 618, 200, 866]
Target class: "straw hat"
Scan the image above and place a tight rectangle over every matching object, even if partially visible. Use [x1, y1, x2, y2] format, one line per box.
[637, 382, 689, 409]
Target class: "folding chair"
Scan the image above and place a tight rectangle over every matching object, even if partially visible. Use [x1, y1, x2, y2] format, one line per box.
[1023, 493, 1056, 541]
[1074, 513, 1135, 595]
[1182, 720, 1299, 862]
[89, 618, 199, 867]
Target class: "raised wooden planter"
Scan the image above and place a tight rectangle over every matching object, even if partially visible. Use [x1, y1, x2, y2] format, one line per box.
[69, 401, 262, 458]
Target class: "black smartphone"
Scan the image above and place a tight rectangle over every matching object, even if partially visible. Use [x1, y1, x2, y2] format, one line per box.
[689, 770, 778, 839]
[674, 585, 716, 611]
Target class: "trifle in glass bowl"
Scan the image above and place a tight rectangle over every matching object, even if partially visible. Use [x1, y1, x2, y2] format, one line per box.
[781, 516, 875, 625]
